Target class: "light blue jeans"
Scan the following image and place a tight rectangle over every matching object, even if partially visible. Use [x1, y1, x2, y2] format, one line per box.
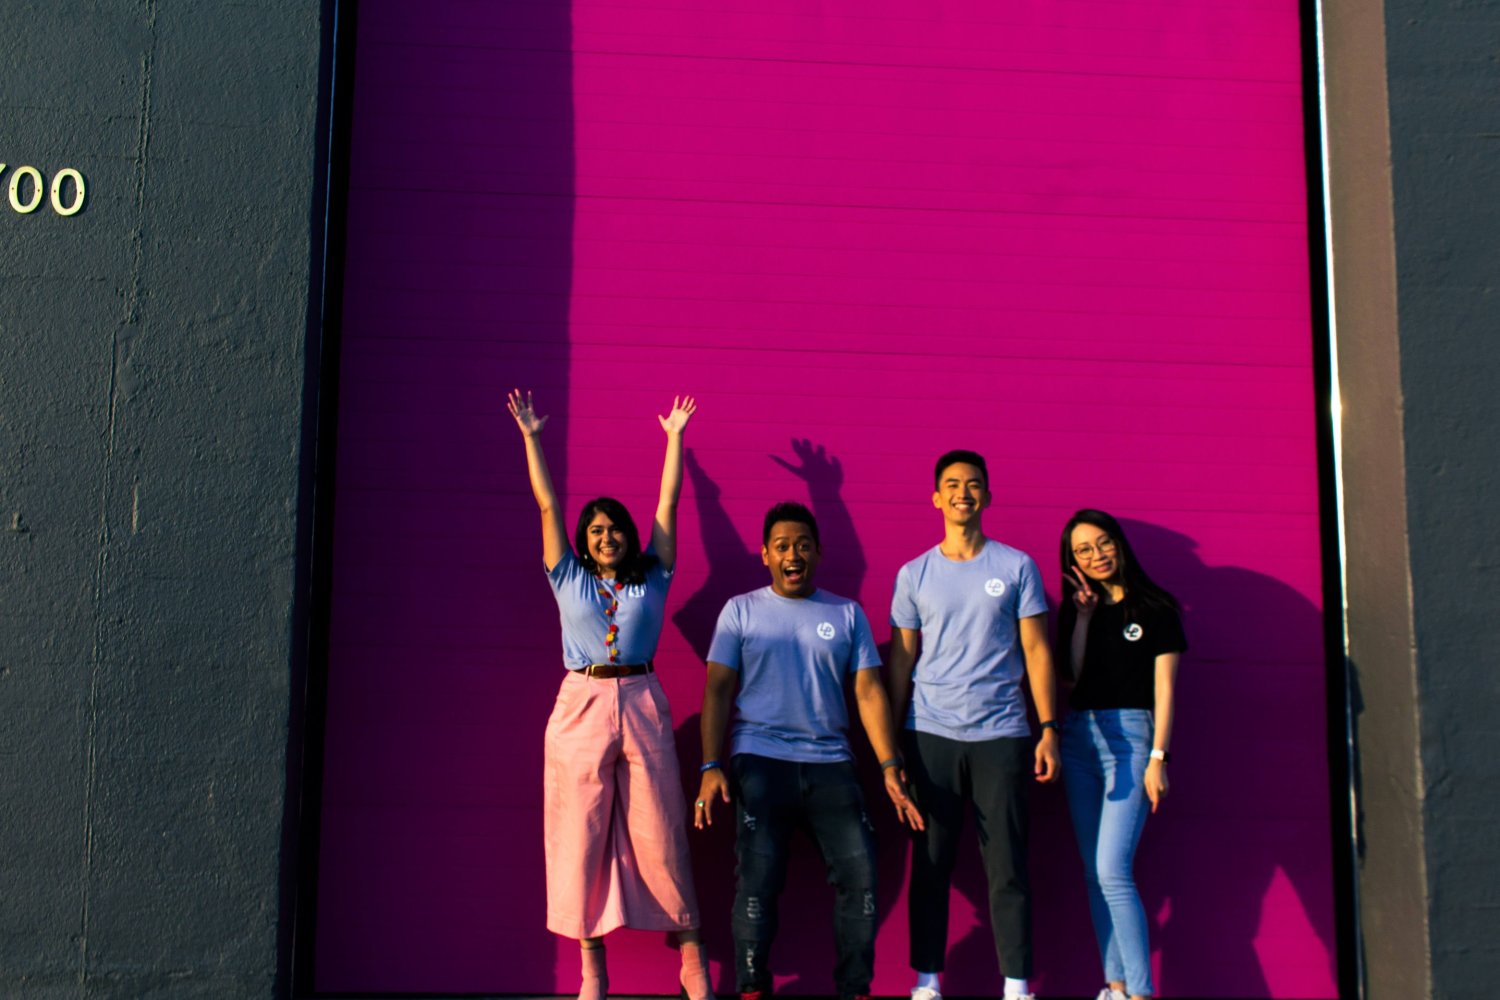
[1061, 709, 1155, 997]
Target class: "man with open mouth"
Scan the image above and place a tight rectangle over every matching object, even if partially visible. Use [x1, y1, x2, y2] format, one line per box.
[885, 449, 1062, 1000]
[694, 501, 924, 1000]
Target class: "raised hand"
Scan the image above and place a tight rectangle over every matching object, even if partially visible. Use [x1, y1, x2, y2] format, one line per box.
[507, 389, 549, 437]
[658, 394, 698, 435]
[1062, 564, 1099, 617]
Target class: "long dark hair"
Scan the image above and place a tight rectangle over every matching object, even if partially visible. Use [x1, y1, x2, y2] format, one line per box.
[1059, 509, 1180, 616]
[575, 497, 658, 585]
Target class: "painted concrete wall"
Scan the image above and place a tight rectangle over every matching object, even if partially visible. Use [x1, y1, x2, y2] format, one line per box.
[313, 1, 1337, 997]
[1321, 0, 1500, 995]
[1384, 2, 1500, 992]
[0, 3, 324, 997]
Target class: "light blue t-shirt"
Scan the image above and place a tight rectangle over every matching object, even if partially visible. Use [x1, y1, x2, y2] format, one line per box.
[707, 587, 883, 764]
[890, 540, 1049, 740]
[546, 547, 672, 671]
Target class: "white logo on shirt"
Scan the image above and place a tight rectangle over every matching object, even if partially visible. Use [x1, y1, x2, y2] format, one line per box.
[1123, 623, 1144, 642]
[816, 622, 836, 640]
[984, 578, 1006, 597]
[624, 584, 646, 599]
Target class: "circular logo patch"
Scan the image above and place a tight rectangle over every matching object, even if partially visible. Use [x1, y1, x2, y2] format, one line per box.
[625, 584, 646, 599]
[984, 578, 1006, 597]
[816, 622, 836, 640]
[1123, 623, 1144, 642]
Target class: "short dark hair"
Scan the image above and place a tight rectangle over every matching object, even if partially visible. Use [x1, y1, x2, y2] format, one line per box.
[934, 449, 988, 489]
[574, 497, 658, 585]
[762, 501, 819, 546]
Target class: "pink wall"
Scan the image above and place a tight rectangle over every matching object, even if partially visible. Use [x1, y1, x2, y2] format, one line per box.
[315, 0, 1336, 996]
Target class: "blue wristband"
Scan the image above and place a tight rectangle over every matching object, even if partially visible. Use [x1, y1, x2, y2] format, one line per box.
[700, 760, 723, 773]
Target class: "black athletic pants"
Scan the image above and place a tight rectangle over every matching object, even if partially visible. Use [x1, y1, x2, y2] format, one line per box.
[904, 730, 1033, 978]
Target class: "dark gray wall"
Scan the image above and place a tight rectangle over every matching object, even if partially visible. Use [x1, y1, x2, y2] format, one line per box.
[1325, 0, 1500, 997]
[0, 2, 323, 997]
[1385, 0, 1500, 994]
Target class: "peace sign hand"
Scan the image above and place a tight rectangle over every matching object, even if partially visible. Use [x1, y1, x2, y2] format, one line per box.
[1062, 565, 1099, 617]
[507, 389, 549, 437]
[658, 394, 698, 435]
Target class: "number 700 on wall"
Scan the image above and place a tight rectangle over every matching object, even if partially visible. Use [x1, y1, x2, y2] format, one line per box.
[1, 164, 86, 216]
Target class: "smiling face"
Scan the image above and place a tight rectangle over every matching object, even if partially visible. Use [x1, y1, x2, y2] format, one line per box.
[586, 511, 630, 575]
[932, 461, 991, 526]
[1070, 521, 1124, 583]
[762, 520, 821, 598]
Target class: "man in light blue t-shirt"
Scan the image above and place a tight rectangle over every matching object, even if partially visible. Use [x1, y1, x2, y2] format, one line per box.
[695, 501, 923, 1000]
[887, 450, 1060, 1000]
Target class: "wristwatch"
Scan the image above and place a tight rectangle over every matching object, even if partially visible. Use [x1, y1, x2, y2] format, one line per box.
[1150, 749, 1171, 763]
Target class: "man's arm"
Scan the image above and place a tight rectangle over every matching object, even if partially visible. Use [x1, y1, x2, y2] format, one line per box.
[885, 626, 921, 737]
[694, 662, 738, 828]
[853, 668, 924, 831]
[1019, 613, 1061, 783]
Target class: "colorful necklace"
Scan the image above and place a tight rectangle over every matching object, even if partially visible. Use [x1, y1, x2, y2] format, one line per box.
[594, 577, 624, 664]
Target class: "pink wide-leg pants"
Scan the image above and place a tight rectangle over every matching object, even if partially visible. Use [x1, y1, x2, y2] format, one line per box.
[543, 670, 701, 939]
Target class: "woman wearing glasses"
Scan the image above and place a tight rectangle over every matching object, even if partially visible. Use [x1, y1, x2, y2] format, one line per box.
[507, 390, 711, 1000]
[1056, 510, 1186, 1000]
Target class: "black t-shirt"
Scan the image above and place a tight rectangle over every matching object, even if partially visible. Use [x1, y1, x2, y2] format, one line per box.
[1058, 598, 1187, 711]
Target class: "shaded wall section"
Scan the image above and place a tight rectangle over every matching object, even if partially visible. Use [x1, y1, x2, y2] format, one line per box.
[0, 2, 325, 997]
[312, 0, 576, 991]
[314, 1, 1337, 997]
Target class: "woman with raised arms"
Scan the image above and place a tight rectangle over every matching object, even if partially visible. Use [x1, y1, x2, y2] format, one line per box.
[1057, 510, 1187, 1000]
[507, 390, 709, 1000]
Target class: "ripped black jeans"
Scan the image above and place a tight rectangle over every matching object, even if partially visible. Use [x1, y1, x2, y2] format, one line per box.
[729, 753, 878, 1000]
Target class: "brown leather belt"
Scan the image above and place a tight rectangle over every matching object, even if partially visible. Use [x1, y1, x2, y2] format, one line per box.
[573, 661, 654, 679]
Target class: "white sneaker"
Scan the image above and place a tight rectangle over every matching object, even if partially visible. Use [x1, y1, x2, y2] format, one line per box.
[911, 988, 942, 1000]
[1095, 990, 1127, 1000]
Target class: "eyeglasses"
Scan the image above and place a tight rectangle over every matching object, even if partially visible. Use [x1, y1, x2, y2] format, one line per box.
[1072, 536, 1117, 562]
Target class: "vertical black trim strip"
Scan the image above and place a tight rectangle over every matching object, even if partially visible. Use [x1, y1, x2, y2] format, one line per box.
[1298, 0, 1361, 996]
[283, 0, 361, 996]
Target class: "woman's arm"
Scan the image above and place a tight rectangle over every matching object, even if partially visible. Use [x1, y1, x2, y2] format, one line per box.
[1062, 565, 1098, 681]
[1144, 650, 1181, 812]
[507, 389, 568, 571]
[1069, 612, 1090, 679]
[651, 395, 697, 571]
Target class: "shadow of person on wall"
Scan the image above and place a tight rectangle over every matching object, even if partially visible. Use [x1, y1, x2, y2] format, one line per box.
[670, 442, 911, 995]
[671, 449, 763, 987]
[1028, 518, 1340, 999]
[672, 449, 764, 663]
[771, 439, 868, 600]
